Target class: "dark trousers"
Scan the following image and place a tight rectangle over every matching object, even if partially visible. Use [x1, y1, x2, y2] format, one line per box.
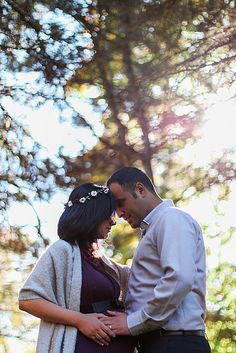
[138, 334, 211, 353]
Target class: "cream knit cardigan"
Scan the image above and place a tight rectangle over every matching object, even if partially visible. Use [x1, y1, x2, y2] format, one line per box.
[19, 240, 130, 353]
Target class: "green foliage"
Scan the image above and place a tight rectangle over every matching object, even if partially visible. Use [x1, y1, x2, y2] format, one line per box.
[0, 105, 54, 208]
[104, 221, 139, 265]
[0, 245, 39, 352]
[61, 0, 236, 192]
[1, 0, 236, 188]
[206, 263, 236, 353]
[0, 104, 53, 252]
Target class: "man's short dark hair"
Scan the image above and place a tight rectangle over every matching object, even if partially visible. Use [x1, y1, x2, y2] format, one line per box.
[107, 167, 157, 196]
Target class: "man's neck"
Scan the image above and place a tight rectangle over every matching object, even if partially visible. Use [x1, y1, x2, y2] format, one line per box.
[144, 195, 163, 218]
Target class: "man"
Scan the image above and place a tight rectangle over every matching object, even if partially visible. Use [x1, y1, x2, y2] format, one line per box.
[102, 167, 211, 353]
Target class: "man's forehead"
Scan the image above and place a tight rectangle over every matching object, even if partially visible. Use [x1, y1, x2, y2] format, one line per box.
[109, 182, 128, 196]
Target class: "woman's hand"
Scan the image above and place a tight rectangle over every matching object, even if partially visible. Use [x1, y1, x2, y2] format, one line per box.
[77, 313, 116, 346]
[19, 299, 115, 346]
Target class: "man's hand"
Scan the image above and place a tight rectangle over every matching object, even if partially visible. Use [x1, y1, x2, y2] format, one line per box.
[77, 313, 115, 346]
[99, 311, 131, 335]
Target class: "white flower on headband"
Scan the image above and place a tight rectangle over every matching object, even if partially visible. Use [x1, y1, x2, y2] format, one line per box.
[64, 186, 110, 208]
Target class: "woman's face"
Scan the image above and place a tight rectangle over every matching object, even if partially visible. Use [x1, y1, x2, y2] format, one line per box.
[97, 214, 116, 239]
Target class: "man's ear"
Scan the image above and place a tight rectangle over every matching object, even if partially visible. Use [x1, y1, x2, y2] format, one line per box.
[135, 182, 146, 197]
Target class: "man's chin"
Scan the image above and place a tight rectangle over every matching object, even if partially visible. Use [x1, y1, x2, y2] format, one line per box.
[129, 220, 140, 229]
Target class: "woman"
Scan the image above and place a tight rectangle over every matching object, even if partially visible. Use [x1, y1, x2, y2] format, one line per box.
[19, 183, 136, 353]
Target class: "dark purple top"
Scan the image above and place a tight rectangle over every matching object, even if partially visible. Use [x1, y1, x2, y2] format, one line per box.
[74, 256, 136, 353]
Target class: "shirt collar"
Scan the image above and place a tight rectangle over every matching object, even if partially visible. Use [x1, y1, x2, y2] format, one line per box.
[140, 199, 175, 236]
[140, 220, 149, 237]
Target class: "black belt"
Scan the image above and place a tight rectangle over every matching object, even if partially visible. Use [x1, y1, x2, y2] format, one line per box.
[158, 329, 205, 336]
[139, 329, 206, 341]
[80, 298, 124, 314]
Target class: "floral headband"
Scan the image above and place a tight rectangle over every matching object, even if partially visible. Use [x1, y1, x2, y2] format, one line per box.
[64, 185, 110, 208]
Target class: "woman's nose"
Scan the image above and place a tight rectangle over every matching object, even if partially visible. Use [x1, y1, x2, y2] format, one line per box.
[110, 215, 116, 226]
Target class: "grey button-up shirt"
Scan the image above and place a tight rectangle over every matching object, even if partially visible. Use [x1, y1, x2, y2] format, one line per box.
[126, 200, 206, 335]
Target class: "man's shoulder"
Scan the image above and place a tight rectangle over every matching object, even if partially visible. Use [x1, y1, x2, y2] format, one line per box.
[163, 204, 192, 217]
[163, 207, 203, 237]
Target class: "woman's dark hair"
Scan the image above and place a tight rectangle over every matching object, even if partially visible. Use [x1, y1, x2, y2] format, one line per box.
[107, 167, 156, 196]
[58, 183, 115, 248]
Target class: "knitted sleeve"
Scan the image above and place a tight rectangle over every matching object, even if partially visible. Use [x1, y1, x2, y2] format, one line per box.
[18, 240, 77, 308]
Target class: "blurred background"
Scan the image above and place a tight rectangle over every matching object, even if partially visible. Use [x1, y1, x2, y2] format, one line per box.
[0, 1, 236, 352]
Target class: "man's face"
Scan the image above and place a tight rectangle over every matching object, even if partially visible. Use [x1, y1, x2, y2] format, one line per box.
[109, 182, 145, 228]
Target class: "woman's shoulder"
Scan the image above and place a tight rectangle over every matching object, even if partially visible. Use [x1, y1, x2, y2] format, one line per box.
[46, 239, 80, 257]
